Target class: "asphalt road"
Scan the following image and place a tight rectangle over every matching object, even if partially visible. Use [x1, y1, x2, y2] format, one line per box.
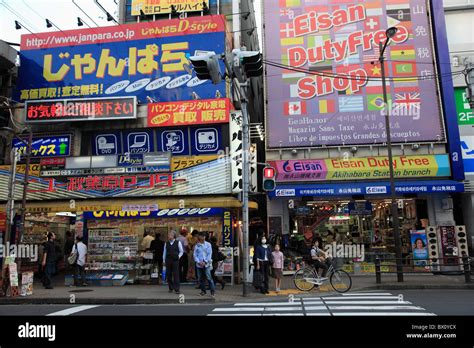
[0, 289, 472, 316]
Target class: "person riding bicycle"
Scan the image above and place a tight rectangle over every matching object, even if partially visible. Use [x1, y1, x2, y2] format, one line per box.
[310, 239, 331, 279]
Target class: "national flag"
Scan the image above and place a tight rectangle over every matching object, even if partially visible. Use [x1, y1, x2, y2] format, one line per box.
[339, 96, 364, 112]
[364, 16, 381, 32]
[279, 0, 301, 7]
[367, 94, 391, 111]
[281, 37, 304, 46]
[363, 45, 387, 63]
[282, 71, 306, 84]
[364, 63, 384, 78]
[284, 101, 307, 116]
[390, 46, 416, 61]
[290, 84, 299, 98]
[386, 6, 411, 22]
[307, 35, 332, 69]
[365, 1, 383, 16]
[394, 92, 421, 113]
[337, 64, 363, 95]
[319, 100, 336, 114]
[392, 61, 417, 77]
[280, 22, 295, 39]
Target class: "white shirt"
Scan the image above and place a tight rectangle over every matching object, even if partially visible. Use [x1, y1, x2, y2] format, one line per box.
[74, 242, 87, 267]
[141, 235, 155, 250]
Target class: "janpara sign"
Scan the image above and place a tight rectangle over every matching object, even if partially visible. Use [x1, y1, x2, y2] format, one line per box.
[269, 155, 451, 182]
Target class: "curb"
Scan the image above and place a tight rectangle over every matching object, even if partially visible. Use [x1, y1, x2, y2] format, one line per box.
[0, 298, 216, 305]
[357, 284, 474, 290]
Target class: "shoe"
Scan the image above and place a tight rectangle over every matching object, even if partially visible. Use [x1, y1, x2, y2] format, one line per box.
[200, 291, 206, 296]
[169, 289, 173, 293]
[45, 286, 53, 289]
[82, 283, 88, 287]
[175, 290, 180, 294]
[265, 290, 270, 294]
[195, 285, 200, 289]
[221, 282, 225, 290]
[210, 292, 215, 298]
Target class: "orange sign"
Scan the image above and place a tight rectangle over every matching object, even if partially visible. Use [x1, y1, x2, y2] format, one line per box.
[148, 98, 230, 127]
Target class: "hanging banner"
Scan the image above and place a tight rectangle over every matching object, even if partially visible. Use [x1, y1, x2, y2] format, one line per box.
[17, 16, 226, 104]
[222, 210, 232, 247]
[264, 0, 444, 147]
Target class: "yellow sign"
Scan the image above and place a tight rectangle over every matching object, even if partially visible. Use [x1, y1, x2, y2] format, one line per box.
[326, 155, 449, 180]
[0, 164, 40, 176]
[171, 155, 218, 172]
[131, 0, 209, 15]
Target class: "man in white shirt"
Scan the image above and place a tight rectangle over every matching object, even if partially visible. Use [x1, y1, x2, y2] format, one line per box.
[71, 236, 88, 286]
[141, 231, 155, 251]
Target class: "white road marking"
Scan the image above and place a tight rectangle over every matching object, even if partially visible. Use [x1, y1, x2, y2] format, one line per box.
[333, 312, 435, 316]
[263, 307, 302, 311]
[212, 307, 265, 312]
[234, 302, 301, 306]
[47, 305, 99, 316]
[324, 301, 412, 305]
[342, 293, 393, 296]
[322, 296, 401, 300]
[304, 306, 328, 310]
[328, 306, 425, 311]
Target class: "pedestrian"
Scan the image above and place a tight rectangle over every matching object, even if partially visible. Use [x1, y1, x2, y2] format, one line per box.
[210, 236, 226, 290]
[150, 233, 164, 284]
[71, 236, 88, 286]
[177, 228, 189, 282]
[255, 235, 272, 294]
[194, 232, 216, 297]
[272, 244, 284, 293]
[63, 231, 74, 274]
[163, 230, 183, 294]
[42, 232, 56, 289]
[187, 230, 198, 282]
[141, 231, 155, 251]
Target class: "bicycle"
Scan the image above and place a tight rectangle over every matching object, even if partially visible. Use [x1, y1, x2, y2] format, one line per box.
[293, 258, 352, 293]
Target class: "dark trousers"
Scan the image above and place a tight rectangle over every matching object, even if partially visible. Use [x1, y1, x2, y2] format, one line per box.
[179, 253, 189, 282]
[74, 264, 86, 285]
[165, 260, 180, 292]
[313, 259, 329, 277]
[259, 261, 270, 292]
[42, 262, 55, 288]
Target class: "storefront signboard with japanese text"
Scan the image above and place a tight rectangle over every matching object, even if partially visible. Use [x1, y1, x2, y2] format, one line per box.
[148, 98, 230, 127]
[17, 16, 226, 104]
[25, 97, 136, 123]
[13, 135, 72, 158]
[264, 0, 444, 147]
[131, 0, 209, 16]
[455, 87, 474, 125]
[269, 155, 450, 182]
[84, 208, 223, 219]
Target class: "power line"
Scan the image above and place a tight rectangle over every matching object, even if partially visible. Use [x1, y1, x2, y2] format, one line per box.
[0, 0, 40, 32]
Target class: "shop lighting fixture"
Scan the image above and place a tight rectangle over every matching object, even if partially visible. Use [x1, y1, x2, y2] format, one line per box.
[412, 143, 420, 151]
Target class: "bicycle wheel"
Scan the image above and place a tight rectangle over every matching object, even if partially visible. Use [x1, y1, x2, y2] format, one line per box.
[293, 267, 316, 291]
[330, 269, 352, 293]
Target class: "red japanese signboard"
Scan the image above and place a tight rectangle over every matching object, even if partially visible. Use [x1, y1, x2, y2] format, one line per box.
[25, 97, 136, 123]
[28, 173, 172, 193]
[147, 98, 230, 127]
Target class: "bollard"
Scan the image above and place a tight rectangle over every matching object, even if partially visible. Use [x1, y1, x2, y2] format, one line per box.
[462, 255, 471, 283]
[375, 257, 381, 284]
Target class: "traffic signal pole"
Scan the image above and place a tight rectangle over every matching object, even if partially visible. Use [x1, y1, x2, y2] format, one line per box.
[240, 81, 250, 297]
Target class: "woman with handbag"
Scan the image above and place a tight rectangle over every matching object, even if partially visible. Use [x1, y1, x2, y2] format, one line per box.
[69, 236, 88, 287]
[255, 236, 273, 294]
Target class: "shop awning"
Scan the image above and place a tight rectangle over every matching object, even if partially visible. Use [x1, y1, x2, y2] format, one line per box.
[268, 180, 464, 198]
[2, 196, 258, 213]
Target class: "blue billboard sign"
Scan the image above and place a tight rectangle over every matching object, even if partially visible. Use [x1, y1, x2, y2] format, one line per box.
[158, 129, 189, 155]
[93, 132, 121, 156]
[17, 17, 226, 104]
[190, 126, 223, 155]
[123, 130, 154, 154]
[13, 135, 72, 158]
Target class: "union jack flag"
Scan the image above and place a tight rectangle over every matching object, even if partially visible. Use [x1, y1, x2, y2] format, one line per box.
[394, 92, 421, 113]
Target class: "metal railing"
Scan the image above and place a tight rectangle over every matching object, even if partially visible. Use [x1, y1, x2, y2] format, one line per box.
[374, 256, 472, 284]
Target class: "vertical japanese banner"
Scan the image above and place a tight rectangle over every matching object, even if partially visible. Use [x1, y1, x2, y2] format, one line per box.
[264, 0, 444, 147]
[17, 16, 226, 104]
[222, 210, 232, 247]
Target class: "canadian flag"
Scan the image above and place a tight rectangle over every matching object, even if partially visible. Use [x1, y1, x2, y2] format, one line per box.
[284, 101, 306, 116]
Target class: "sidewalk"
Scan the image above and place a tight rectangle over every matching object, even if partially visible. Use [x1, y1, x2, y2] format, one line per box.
[0, 274, 472, 304]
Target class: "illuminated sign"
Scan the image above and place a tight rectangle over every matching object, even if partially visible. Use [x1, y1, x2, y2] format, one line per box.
[222, 210, 232, 247]
[148, 98, 231, 127]
[131, 0, 209, 15]
[13, 135, 72, 158]
[25, 97, 136, 123]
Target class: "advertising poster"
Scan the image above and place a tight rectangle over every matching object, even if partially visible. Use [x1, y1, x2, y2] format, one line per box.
[17, 16, 226, 104]
[264, 0, 444, 147]
[439, 226, 458, 265]
[215, 247, 233, 277]
[410, 230, 428, 266]
[20, 272, 34, 297]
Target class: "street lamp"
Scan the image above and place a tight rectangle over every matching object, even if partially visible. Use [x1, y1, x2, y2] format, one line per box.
[379, 27, 404, 282]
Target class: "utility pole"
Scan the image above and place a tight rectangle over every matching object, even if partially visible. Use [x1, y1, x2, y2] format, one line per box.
[188, 48, 263, 296]
[380, 28, 404, 282]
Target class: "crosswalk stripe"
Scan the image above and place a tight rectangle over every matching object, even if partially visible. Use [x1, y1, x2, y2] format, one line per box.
[264, 307, 303, 311]
[333, 312, 435, 316]
[324, 301, 412, 305]
[208, 314, 262, 316]
[322, 296, 401, 300]
[234, 302, 301, 306]
[263, 313, 304, 316]
[47, 305, 99, 316]
[213, 307, 265, 312]
[307, 313, 331, 316]
[304, 306, 327, 310]
[342, 293, 392, 296]
[328, 306, 425, 311]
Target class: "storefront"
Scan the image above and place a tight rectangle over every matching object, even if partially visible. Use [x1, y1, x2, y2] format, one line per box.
[266, 156, 465, 275]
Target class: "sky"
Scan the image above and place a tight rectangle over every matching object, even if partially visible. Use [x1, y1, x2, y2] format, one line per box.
[0, 0, 264, 49]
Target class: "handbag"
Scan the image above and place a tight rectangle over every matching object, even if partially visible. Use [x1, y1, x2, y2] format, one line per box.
[252, 267, 263, 289]
[68, 244, 78, 265]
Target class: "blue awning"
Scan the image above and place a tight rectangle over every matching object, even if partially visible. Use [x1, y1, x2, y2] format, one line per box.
[268, 180, 464, 198]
